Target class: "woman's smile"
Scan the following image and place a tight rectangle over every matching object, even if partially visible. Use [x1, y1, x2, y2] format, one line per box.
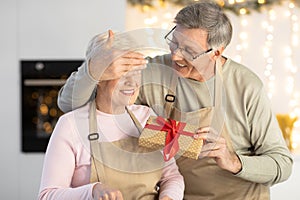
[120, 88, 136, 96]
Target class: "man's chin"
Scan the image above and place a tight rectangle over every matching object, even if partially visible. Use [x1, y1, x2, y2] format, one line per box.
[173, 67, 192, 79]
[171, 63, 189, 77]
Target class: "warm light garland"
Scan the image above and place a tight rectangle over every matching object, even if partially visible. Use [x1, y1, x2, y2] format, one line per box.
[259, 2, 300, 152]
[286, 2, 300, 151]
[234, 16, 248, 62]
[128, 0, 300, 15]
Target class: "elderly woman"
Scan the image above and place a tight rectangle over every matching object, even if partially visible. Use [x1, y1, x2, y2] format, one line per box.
[38, 33, 184, 200]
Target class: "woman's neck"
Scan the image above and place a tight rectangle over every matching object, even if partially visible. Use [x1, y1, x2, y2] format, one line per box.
[95, 99, 126, 114]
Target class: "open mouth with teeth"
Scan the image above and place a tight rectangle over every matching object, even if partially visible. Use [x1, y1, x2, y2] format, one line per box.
[175, 62, 187, 68]
[120, 89, 136, 96]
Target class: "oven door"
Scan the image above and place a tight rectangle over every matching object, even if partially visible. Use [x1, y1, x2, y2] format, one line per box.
[21, 60, 83, 152]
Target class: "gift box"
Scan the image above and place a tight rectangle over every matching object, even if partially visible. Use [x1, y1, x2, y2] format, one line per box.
[139, 116, 203, 161]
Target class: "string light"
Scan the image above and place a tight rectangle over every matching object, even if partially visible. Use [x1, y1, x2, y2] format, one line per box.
[262, 9, 276, 99]
[127, 1, 179, 29]
[286, 1, 300, 151]
[234, 15, 248, 62]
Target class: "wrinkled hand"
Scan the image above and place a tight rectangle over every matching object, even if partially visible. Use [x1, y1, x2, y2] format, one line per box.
[92, 183, 123, 200]
[88, 30, 148, 81]
[195, 126, 242, 174]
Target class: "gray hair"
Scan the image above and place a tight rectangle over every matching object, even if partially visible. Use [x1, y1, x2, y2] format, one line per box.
[85, 32, 109, 61]
[85, 31, 141, 62]
[174, 1, 232, 49]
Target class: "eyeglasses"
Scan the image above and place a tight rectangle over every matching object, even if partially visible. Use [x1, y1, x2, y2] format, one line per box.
[164, 26, 213, 61]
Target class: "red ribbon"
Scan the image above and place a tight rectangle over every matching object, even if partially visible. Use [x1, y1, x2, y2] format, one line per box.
[145, 116, 195, 161]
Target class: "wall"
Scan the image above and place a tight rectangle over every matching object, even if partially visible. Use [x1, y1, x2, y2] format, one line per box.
[271, 157, 300, 200]
[0, 0, 19, 199]
[0, 0, 125, 199]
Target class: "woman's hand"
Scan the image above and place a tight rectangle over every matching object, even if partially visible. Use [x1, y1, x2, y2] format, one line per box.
[92, 183, 123, 200]
[195, 126, 242, 174]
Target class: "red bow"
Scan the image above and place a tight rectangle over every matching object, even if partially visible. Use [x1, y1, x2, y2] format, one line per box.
[145, 117, 194, 161]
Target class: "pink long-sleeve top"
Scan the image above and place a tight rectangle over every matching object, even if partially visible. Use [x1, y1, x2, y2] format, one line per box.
[38, 103, 184, 200]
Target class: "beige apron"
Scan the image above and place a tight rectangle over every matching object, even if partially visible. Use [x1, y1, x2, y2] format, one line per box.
[164, 59, 269, 200]
[88, 101, 164, 199]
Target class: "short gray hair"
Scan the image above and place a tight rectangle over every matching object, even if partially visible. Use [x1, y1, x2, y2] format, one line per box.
[85, 32, 108, 60]
[174, 1, 232, 49]
[85, 31, 139, 62]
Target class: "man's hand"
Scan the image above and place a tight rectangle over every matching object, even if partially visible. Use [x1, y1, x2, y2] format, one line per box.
[195, 126, 242, 174]
[88, 30, 148, 81]
[96, 51, 147, 82]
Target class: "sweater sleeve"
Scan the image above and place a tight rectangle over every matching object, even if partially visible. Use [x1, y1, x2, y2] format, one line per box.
[234, 86, 293, 185]
[158, 158, 185, 200]
[57, 61, 97, 113]
[37, 115, 95, 200]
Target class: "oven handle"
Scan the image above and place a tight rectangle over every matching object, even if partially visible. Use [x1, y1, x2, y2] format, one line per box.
[24, 79, 66, 86]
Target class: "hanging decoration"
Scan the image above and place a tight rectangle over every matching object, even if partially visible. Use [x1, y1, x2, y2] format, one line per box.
[128, 0, 300, 15]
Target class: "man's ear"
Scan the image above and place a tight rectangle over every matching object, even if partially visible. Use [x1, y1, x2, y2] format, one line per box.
[213, 46, 225, 60]
[214, 50, 220, 56]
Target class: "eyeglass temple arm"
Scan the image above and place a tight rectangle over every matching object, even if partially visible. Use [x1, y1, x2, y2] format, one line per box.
[164, 26, 177, 39]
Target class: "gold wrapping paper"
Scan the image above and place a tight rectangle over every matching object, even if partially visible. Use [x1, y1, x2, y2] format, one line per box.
[139, 116, 203, 160]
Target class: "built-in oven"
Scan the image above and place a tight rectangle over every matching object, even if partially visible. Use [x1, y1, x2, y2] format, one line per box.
[21, 60, 83, 152]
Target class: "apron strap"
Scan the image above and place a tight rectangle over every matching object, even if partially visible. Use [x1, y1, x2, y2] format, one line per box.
[214, 58, 234, 152]
[163, 70, 178, 118]
[88, 102, 148, 183]
[163, 59, 221, 118]
[164, 60, 221, 117]
[88, 100, 106, 183]
[126, 106, 143, 134]
[215, 58, 223, 108]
